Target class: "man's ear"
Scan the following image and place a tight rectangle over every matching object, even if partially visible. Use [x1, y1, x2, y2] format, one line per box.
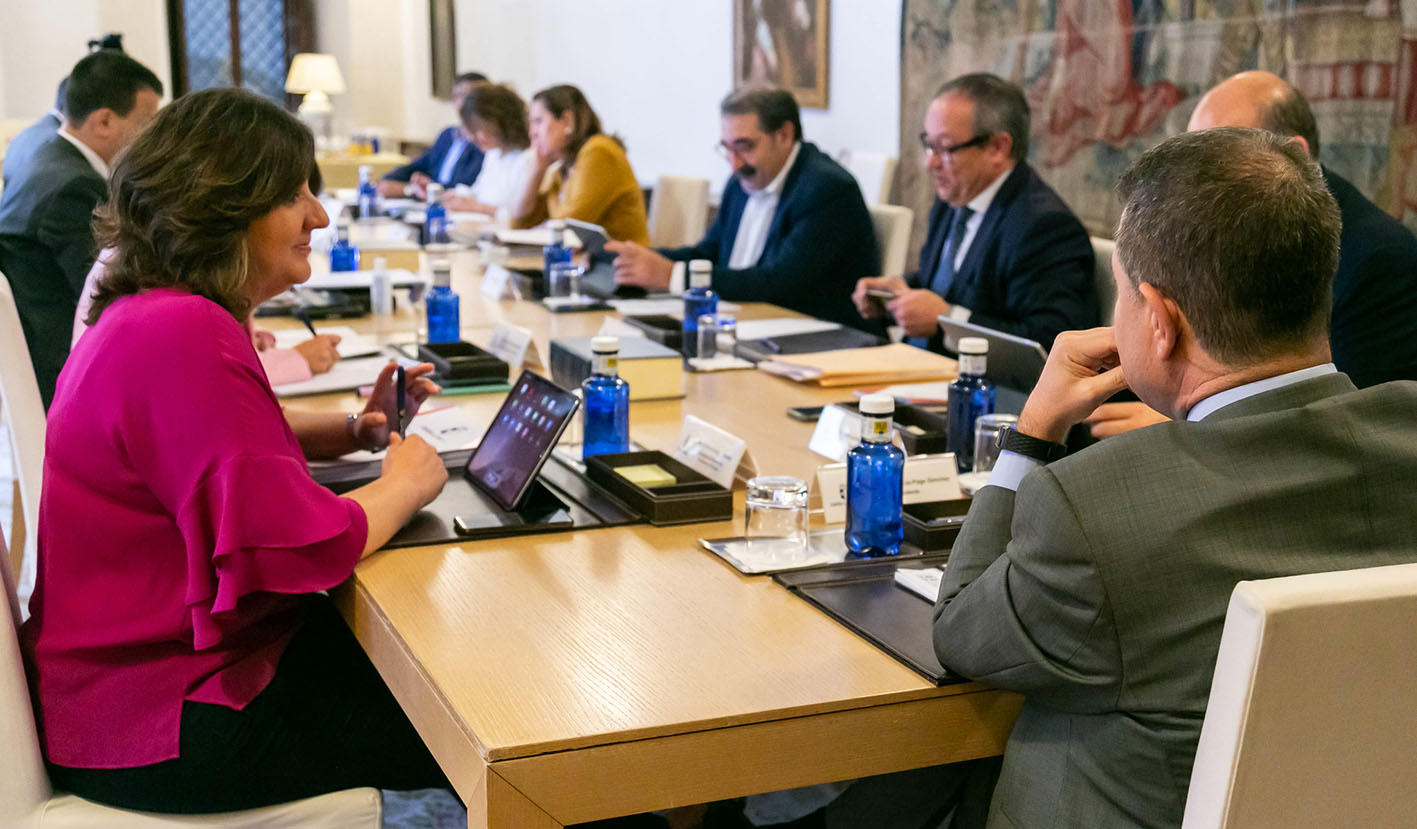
[1286, 134, 1312, 159]
[1138, 282, 1182, 361]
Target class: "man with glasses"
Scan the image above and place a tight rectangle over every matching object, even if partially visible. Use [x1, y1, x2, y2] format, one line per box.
[607, 86, 877, 328]
[853, 73, 1096, 350]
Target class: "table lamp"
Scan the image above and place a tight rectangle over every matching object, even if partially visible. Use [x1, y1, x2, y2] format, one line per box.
[285, 53, 345, 147]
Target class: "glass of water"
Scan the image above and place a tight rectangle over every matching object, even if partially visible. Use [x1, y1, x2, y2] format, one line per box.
[696, 314, 719, 360]
[547, 261, 584, 300]
[973, 412, 1019, 474]
[744, 476, 810, 563]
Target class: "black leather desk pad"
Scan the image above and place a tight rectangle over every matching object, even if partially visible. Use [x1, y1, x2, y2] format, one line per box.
[774, 554, 959, 685]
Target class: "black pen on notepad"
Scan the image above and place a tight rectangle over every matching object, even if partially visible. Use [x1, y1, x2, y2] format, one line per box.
[395, 365, 407, 439]
[293, 305, 318, 338]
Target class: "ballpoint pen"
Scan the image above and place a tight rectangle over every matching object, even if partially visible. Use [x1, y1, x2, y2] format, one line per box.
[293, 305, 318, 338]
[395, 365, 407, 439]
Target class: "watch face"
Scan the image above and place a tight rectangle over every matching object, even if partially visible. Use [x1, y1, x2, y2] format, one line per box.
[994, 426, 1013, 449]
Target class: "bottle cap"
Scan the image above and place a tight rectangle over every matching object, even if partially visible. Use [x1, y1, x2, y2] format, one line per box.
[689, 259, 712, 288]
[432, 261, 452, 286]
[372, 256, 388, 271]
[426, 183, 443, 202]
[958, 337, 989, 355]
[358, 164, 372, 176]
[859, 393, 895, 415]
[591, 336, 619, 354]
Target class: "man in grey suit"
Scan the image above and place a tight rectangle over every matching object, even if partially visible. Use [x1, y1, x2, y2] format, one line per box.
[933, 127, 1417, 827]
[0, 50, 160, 408]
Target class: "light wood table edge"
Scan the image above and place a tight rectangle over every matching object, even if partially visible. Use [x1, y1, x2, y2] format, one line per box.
[333, 580, 494, 804]
[491, 688, 1021, 825]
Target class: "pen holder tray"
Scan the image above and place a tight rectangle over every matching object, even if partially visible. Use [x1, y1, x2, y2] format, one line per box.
[901, 497, 972, 552]
[837, 402, 951, 455]
[418, 341, 510, 383]
[623, 314, 685, 349]
[584, 450, 732, 526]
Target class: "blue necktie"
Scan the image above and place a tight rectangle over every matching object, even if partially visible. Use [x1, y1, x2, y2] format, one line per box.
[436, 136, 467, 186]
[907, 207, 974, 350]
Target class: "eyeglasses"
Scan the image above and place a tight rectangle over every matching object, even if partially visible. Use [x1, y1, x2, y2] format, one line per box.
[918, 132, 991, 158]
[716, 135, 765, 159]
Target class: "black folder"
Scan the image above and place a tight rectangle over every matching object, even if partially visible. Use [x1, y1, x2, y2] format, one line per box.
[733, 327, 886, 363]
[774, 555, 960, 684]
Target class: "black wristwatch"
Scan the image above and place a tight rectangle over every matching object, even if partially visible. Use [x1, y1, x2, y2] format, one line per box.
[995, 426, 1068, 464]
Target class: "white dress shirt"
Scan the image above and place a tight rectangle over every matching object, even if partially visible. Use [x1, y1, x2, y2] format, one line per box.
[939, 164, 1014, 322]
[985, 363, 1340, 492]
[466, 147, 536, 216]
[726, 141, 801, 270]
[57, 126, 108, 179]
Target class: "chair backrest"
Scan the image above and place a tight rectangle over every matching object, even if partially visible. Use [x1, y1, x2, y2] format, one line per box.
[837, 150, 897, 204]
[868, 204, 914, 278]
[0, 523, 53, 827]
[646, 174, 709, 249]
[0, 273, 45, 605]
[1183, 563, 1417, 828]
[1090, 236, 1116, 325]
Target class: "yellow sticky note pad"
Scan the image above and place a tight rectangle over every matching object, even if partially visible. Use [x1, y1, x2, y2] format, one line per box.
[616, 464, 678, 488]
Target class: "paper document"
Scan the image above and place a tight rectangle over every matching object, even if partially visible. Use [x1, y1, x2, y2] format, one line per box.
[757, 343, 958, 387]
[305, 268, 424, 289]
[732, 318, 840, 341]
[449, 211, 493, 224]
[859, 380, 955, 403]
[308, 405, 484, 463]
[894, 566, 946, 602]
[273, 355, 393, 397]
[609, 298, 743, 316]
[495, 227, 580, 248]
[271, 326, 383, 359]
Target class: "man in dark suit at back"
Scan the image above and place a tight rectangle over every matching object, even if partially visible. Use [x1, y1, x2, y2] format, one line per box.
[378, 71, 486, 199]
[605, 86, 879, 329]
[2, 78, 66, 190]
[854, 73, 1097, 350]
[933, 127, 1417, 826]
[0, 50, 161, 408]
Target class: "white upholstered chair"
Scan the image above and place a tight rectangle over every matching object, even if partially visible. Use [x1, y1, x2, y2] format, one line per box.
[1183, 563, 1417, 828]
[0, 273, 45, 606]
[868, 204, 914, 278]
[646, 174, 709, 248]
[837, 149, 897, 204]
[1089, 236, 1116, 324]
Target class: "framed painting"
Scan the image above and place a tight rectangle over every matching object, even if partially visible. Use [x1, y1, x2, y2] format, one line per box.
[734, 0, 830, 109]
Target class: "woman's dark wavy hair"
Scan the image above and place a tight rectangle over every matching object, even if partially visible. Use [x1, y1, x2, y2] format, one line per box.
[532, 84, 622, 166]
[87, 87, 315, 325]
[460, 83, 530, 150]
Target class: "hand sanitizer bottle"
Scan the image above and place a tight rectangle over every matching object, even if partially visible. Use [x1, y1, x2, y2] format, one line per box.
[370, 256, 393, 316]
[582, 336, 631, 459]
[845, 393, 906, 558]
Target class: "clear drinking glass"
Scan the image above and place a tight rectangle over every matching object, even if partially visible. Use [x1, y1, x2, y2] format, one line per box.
[696, 314, 719, 360]
[547, 261, 584, 300]
[972, 413, 1020, 474]
[744, 476, 810, 563]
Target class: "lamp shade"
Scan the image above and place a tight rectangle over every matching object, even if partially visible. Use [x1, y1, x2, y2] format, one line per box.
[285, 53, 346, 95]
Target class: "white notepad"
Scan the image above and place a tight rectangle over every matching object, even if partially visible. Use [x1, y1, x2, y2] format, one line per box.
[893, 565, 946, 602]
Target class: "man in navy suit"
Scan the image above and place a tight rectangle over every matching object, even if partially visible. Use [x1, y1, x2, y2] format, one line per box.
[2, 78, 66, 190]
[606, 87, 878, 328]
[854, 73, 1097, 351]
[378, 71, 486, 199]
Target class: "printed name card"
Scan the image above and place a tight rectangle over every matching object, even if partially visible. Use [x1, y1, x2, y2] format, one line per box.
[671, 415, 756, 489]
[487, 322, 541, 369]
[480, 264, 521, 300]
[815, 453, 963, 524]
[808, 404, 862, 461]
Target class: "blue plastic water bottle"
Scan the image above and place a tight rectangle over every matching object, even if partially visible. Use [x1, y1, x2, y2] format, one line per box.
[845, 393, 905, 557]
[682, 259, 718, 360]
[543, 219, 571, 280]
[329, 222, 359, 271]
[582, 336, 630, 459]
[357, 164, 380, 219]
[425, 262, 460, 343]
[423, 184, 449, 245]
[947, 336, 997, 472]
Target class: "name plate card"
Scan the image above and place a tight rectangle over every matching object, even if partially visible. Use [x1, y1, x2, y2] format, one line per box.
[815, 453, 963, 524]
[480, 264, 521, 300]
[808, 403, 862, 461]
[671, 415, 757, 489]
[487, 322, 541, 369]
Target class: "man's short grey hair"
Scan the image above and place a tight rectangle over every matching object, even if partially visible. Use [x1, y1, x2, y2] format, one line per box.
[935, 73, 1030, 162]
[1115, 127, 1340, 365]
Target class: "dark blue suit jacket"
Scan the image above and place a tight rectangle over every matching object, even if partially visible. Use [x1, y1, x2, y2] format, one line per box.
[907, 162, 1096, 350]
[1324, 167, 1417, 387]
[659, 142, 878, 329]
[383, 126, 484, 188]
[2, 112, 61, 189]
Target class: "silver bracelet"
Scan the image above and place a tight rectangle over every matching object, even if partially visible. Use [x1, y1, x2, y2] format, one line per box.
[347, 412, 384, 452]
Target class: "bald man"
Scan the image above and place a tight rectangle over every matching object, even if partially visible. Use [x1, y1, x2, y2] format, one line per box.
[1087, 70, 1417, 437]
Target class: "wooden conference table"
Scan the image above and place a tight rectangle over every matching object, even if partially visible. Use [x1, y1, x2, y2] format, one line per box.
[282, 249, 1021, 827]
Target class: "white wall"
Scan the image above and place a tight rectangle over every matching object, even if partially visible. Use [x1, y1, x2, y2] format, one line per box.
[0, 0, 170, 120]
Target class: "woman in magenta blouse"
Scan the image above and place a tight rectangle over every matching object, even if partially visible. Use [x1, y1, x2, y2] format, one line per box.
[20, 89, 452, 813]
